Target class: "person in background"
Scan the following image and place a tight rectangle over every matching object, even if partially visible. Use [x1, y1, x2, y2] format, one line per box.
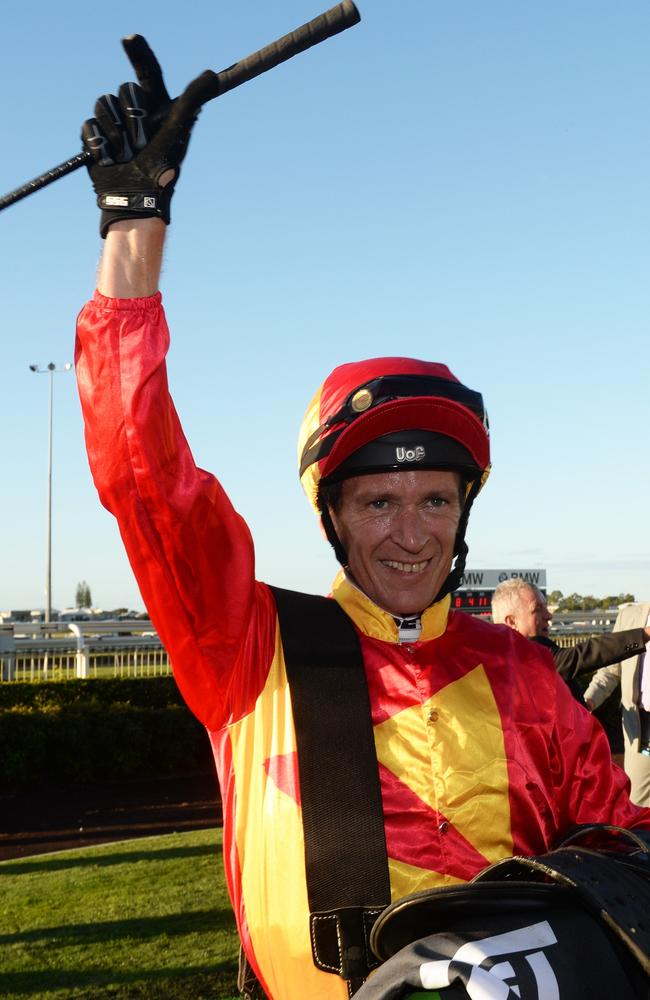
[584, 601, 650, 807]
[491, 577, 649, 696]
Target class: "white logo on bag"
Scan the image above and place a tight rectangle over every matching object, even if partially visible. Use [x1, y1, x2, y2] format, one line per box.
[396, 446, 425, 463]
[419, 921, 559, 1000]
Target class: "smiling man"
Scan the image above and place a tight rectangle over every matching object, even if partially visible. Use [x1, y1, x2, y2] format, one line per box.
[74, 37, 650, 1000]
[325, 470, 462, 617]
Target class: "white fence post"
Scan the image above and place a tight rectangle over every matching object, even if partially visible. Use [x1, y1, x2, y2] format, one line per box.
[68, 623, 89, 678]
[0, 627, 16, 681]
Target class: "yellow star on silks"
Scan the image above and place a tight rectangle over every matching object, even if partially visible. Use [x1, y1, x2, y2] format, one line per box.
[374, 663, 513, 866]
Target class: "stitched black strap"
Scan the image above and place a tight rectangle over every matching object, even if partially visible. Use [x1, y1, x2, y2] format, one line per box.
[271, 586, 392, 984]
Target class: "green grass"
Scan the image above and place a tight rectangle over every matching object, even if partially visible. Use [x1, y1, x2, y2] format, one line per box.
[0, 828, 240, 999]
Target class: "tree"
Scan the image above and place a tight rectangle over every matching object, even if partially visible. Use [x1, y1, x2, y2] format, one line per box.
[75, 580, 92, 608]
[553, 590, 636, 612]
[559, 592, 582, 611]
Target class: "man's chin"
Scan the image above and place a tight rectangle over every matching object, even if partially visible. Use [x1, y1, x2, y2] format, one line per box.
[350, 565, 449, 617]
[379, 586, 440, 618]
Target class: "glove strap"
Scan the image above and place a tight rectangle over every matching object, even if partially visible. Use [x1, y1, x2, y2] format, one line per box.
[97, 185, 174, 237]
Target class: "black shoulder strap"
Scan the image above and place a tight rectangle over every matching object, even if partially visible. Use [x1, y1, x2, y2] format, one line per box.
[271, 586, 392, 991]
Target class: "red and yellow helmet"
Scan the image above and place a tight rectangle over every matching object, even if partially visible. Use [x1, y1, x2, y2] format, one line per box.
[299, 357, 490, 509]
[298, 357, 491, 599]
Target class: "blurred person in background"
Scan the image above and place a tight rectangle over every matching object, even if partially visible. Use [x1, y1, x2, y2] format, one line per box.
[492, 578, 648, 703]
[584, 601, 650, 807]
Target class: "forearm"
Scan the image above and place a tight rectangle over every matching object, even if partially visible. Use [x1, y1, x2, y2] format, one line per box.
[97, 218, 167, 298]
[561, 628, 647, 681]
[583, 664, 621, 708]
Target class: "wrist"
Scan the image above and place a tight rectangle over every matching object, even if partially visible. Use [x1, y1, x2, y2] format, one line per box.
[96, 168, 178, 238]
[97, 218, 166, 298]
[98, 175, 177, 239]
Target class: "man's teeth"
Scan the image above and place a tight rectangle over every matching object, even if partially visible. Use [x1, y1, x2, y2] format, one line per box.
[383, 560, 429, 573]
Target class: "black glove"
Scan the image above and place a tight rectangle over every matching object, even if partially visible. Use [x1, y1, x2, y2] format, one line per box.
[82, 35, 219, 237]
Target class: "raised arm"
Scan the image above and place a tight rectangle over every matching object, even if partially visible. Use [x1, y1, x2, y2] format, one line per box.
[75, 38, 267, 730]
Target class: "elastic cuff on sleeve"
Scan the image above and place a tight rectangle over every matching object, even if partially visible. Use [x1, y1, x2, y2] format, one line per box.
[92, 290, 163, 310]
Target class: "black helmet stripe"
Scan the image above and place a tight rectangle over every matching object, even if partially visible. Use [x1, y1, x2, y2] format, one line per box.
[300, 373, 488, 478]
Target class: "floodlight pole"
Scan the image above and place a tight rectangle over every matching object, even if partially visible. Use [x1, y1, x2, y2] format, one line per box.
[29, 362, 72, 623]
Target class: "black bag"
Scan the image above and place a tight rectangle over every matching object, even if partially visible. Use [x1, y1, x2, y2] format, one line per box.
[356, 827, 650, 999]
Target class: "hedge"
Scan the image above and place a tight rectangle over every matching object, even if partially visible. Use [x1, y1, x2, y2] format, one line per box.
[0, 674, 624, 794]
[0, 678, 213, 793]
[0, 676, 184, 710]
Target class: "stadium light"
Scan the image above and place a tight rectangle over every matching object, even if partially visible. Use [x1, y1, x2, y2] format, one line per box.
[29, 362, 73, 623]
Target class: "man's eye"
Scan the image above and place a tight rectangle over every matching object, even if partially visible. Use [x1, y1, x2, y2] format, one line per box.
[369, 499, 389, 510]
[426, 496, 446, 508]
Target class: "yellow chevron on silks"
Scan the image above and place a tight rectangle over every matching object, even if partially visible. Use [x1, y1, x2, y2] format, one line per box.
[374, 664, 513, 864]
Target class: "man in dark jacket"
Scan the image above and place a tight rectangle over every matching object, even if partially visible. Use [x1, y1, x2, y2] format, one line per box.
[491, 577, 648, 686]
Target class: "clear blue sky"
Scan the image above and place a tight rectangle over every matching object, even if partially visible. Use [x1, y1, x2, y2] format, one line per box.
[2, 0, 649, 612]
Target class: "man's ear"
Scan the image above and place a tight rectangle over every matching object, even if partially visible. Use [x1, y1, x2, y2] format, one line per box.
[319, 502, 348, 567]
[504, 613, 518, 631]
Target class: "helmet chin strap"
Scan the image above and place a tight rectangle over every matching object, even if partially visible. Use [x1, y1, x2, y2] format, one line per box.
[434, 477, 480, 602]
[320, 477, 481, 609]
[435, 536, 468, 602]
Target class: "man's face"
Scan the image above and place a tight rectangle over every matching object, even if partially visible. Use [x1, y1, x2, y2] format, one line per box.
[510, 586, 552, 638]
[328, 468, 463, 617]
